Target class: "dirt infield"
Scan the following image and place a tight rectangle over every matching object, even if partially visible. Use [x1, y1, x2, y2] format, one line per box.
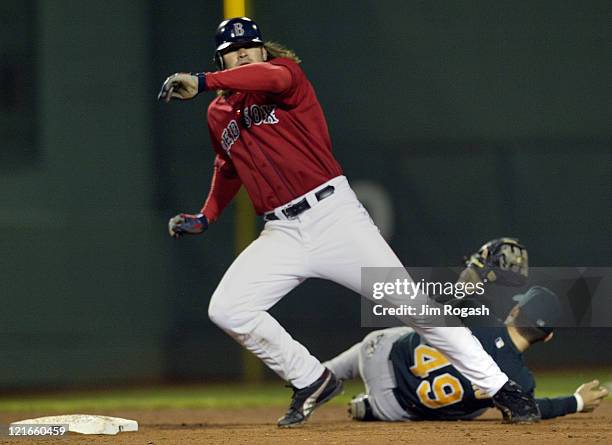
[1, 403, 611, 444]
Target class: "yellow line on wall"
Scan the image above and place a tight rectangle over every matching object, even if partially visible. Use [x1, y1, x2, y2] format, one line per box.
[224, 0, 246, 17]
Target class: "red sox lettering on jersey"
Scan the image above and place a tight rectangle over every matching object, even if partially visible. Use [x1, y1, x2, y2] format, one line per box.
[220, 119, 240, 154]
[243, 104, 279, 128]
[220, 104, 279, 155]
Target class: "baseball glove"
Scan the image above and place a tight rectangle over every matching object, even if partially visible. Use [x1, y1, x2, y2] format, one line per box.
[464, 238, 528, 286]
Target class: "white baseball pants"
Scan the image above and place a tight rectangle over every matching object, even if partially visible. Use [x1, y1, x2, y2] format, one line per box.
[208, 176, 508, 394]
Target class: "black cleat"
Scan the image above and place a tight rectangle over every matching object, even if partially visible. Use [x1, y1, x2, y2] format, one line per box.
[492, 380, 541, 424]
[277, 369, 343, 428]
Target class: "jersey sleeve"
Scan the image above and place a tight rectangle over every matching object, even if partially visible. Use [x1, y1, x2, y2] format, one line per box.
[200, 126, 242, 222]
[536, 396, 578, 419]
[204, 62, 293, 94]
[266, 58, 309, 108]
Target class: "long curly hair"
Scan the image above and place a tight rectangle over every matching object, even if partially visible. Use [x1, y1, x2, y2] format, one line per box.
[263, 41, 301, 64]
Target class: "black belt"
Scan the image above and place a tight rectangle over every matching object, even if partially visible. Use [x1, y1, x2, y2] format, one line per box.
[264, 185, 335, 221]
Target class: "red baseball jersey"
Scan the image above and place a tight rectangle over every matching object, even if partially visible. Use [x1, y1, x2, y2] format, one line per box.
[200, 58, 343, 220]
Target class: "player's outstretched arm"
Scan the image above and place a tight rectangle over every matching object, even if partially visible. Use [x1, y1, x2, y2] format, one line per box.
[204, 63, 292, 94]
[535, 379, 609, 419]
[157, 63, 291, 102]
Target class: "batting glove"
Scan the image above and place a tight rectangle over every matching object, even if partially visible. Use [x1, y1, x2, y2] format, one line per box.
[168, 213, 208, 238]
[157, 72, 206, 102]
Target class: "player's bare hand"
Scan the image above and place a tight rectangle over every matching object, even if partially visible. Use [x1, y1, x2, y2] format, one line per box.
[157, 73, 199, 102]
[168, 213, 208, 238]
[575, 379, 609, 412]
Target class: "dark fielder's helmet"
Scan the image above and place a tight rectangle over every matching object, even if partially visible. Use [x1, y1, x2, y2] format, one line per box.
[511, 286, 561, 335]
[214, 17, 263, 69]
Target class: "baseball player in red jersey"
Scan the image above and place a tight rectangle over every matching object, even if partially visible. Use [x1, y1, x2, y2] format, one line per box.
[158, 17, 539, 427]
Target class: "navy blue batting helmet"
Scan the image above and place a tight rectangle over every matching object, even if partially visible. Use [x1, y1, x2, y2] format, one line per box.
[512, 286, 561, 334]
[214, 17, 264, 69]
